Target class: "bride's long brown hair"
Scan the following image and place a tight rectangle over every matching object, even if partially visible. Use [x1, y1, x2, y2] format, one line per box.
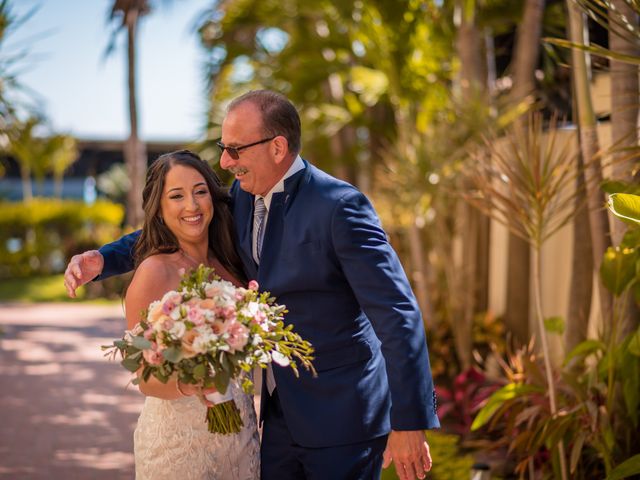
[133, 150, 246, 283]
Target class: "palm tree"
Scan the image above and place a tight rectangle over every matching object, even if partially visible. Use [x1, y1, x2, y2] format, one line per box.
[565, 0, 613, 325]
[504, 0, 546, 346]
[46, 134, 78, 198]
[106, 0, 150, 227]
[3, 116, 45, 201]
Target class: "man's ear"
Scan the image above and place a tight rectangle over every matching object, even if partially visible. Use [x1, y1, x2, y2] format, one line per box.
[272, 135, 289, 163]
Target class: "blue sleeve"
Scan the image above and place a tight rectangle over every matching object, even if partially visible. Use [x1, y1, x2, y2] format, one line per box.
[332, 190, 440, 430]
[96, 230, 141, 280]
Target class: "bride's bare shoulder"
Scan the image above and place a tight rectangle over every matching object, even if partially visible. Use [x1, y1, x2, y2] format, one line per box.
[130, 253, 182, 292]
[137, 252, 180, 272]
[125, 253, 182, 327]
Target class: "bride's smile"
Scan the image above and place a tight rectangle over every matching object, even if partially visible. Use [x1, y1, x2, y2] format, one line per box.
[160, 164, 214, 243]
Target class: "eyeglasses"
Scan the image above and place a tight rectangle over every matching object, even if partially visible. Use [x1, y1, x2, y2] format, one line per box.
[216, 136, 276, 160]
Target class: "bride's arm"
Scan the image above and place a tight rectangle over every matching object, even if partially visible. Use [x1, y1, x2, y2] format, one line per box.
[125, 257, 201, 400]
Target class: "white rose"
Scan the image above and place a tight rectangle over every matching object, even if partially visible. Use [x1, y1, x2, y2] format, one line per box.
[170, 321, 186, 339]
[271, 350, 290, 367]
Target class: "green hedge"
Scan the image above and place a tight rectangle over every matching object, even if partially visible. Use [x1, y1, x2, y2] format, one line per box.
[0, 198, 124, 280]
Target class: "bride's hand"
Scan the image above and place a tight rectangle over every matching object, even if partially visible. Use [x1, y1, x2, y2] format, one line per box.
[200, 386, 219, 407]
[177, 380, 218, 406]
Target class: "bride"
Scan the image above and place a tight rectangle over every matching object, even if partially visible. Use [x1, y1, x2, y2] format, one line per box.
[124, 150, 259, 479]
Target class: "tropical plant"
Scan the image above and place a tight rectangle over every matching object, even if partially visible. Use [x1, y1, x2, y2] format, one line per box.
[462, 112, 602, 479]
[434, 366, 499, 438]
[502, 0, 546, 349]
[469, 190, 640, 479]
[471, 328, 640, 479]
[2, 116, 46, 201]
[106, 0, 150, 227]
[46, 134, 78, 198]
[0, 0, 41, 126]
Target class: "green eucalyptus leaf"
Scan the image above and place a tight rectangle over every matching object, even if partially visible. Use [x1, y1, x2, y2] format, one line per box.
[607, 454, 640, 480]
[193, 363, 206, 380]
[212, 370, 230, 394]
[162, 347, 182, 363]
[121, 357, 140, 373]
[544, 316, 565, 334]
[608, 193, 640, 226]
[132, 336, 152, 350]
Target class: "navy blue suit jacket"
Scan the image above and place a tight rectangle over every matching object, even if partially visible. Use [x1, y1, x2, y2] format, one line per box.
[99, 161, 440, 447]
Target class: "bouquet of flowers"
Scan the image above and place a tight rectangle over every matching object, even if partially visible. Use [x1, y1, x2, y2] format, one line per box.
[103, 265, 315, 434]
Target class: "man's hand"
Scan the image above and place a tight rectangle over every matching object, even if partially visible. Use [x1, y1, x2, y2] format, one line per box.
[382, 430, 432, 480]
[64, 250, 104, 298]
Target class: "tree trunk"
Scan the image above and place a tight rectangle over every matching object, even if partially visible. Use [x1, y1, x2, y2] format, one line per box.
[20, 164, 32, 202]
[125, 11, 147, 228]
[566, 154, 593, 353]
[566, 0, 613, 324]
[505, 0, 545, 345]
[453, 0, 489, 366]
[609, 0, 640, 336]
[54, 173, 63, 198]
[532, 247, 569, 480]
[408, 221, 433, 325]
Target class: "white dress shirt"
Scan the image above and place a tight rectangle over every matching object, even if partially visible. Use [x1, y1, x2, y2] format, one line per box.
[252, 155, 305, 393]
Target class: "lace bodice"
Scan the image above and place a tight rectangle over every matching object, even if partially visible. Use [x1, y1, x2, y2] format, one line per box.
[134, 383, 260, 480]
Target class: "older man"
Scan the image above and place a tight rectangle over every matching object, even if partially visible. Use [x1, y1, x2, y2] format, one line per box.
[65, 90, 439, 480]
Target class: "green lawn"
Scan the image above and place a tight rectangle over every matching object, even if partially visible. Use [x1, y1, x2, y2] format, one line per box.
[0, 274, 114, 303]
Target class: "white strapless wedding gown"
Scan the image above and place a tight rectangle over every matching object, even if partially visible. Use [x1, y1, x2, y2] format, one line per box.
[133, 384, 260, 480]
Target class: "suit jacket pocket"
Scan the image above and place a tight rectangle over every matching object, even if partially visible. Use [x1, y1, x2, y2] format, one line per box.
[313, 338, 374, 372]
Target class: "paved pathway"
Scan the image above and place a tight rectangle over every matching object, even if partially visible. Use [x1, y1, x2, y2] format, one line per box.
[0, 303, 142, 479]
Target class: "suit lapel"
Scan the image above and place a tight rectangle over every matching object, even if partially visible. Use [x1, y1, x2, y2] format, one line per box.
[257, 191, 285, 284]
[235, 162, 311, 283]
[232, 186, 258, 280]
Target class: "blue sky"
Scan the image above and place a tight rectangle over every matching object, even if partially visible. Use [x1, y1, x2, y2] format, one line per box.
[10, 0, 209, 141]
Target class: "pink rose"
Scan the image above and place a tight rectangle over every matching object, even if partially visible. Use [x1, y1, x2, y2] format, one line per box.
[180, 329, 199, 359]
[162, 292, 182, 314]
[200, 299, 216, 310]
[247, 280, 259, 291]
[205, 286, 221, 298]
[222, 306, 237, 321]
[187, 306, 205, 325]
[143, 349, 163, 365]
[162, 318, 175, 330]
[211, 320, 227, 336]
[226, 321, 249, 352]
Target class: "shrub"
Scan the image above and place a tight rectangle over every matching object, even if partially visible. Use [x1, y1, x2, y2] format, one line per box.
[0, 198, 124, 280]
